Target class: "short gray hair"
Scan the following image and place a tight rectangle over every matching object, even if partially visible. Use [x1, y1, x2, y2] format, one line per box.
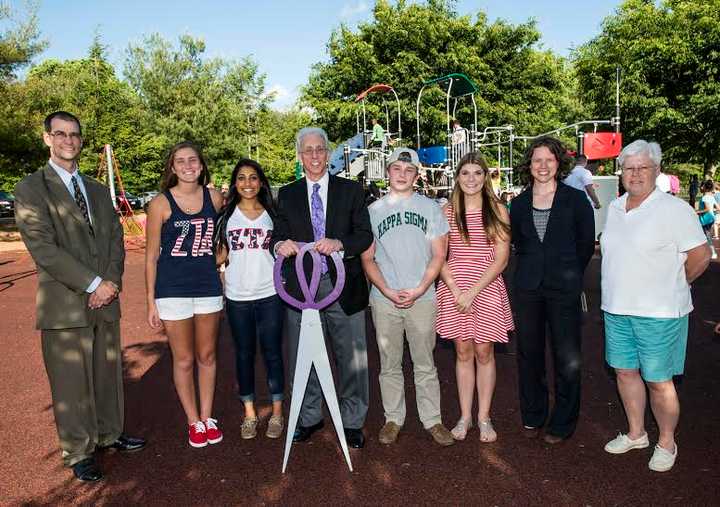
[617, 140, 662, 168]
[296, 127, 329, 154]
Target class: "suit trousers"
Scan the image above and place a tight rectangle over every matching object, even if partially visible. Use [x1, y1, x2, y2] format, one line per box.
[370, 298, 442, 429]
[41, 315, 124, 467]
[515, 286, 582, 438]
[286, 276, 369, 429]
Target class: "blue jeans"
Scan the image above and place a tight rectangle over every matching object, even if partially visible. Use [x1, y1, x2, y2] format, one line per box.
[225, 295, 285, 402]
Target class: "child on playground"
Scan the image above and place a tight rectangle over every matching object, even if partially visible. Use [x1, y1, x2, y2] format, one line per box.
[145, 141, 225, 448]
[361, 147, 455, 447]
[214, 158, 285, 440]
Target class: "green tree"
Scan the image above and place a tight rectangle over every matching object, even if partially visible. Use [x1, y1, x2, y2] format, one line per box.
[21, 38, 163, 193]
[0, 0, 47, 190]
[574, 0, 720, 175]
[124, 34, 271, 184]
[302, 0, 584, 154]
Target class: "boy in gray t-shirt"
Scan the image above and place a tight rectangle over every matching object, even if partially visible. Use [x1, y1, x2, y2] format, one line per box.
[361, 147, 454, 447]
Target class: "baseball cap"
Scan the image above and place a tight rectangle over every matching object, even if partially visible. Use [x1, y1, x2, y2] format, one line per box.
[386, 147, 420, 169]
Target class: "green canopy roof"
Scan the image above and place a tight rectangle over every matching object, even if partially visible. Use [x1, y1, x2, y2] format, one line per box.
[422, 73, 478, 98]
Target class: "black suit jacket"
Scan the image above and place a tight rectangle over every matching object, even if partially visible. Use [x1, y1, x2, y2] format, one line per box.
[270, 174, 373, 315]
[510, 182, 595, 294]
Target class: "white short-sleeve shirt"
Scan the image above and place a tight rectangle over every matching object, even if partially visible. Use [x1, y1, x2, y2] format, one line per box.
[600, 190, 707, 318]
[563, 165, 594, 203]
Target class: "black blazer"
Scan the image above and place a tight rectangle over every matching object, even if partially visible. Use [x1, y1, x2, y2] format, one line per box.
[270, 175, 373, 315]
[510, 182, 595, 294]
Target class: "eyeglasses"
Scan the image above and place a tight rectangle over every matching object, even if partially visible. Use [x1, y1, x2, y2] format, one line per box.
[49, 131, 82, 141]
[300, 147, 328, 156]
[621, 165, 655, 174]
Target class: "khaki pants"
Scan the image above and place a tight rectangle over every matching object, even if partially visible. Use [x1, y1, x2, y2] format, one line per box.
[41, 317, 124, 467]
[370, 298, 442, 429]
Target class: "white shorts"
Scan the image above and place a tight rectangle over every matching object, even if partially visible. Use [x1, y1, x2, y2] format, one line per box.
[155, 296, 224, 321]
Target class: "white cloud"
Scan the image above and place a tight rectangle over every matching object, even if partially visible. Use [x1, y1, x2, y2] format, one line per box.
[340, 1, 369, 19]
[266, 84, 299, 111]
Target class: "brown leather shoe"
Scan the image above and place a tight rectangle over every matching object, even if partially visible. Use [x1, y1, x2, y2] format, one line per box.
[428, 424, 455, 447]
[543, 433, 566, 445]
[378, 421, 401, 445]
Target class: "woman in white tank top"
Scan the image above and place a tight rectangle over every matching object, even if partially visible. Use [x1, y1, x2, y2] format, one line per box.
[215, 159, 285, 440]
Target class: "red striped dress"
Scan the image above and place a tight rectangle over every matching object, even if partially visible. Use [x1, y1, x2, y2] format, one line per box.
[436, 206, 514, 342]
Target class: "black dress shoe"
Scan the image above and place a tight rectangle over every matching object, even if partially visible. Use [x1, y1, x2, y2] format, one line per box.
[72, 458, 103, 482]
[344, 428, 365, 449]
[293, 421, 324, 442]
[100, 435, 147, 452]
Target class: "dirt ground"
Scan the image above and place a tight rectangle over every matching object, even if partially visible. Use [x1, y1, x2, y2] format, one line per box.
[1, 242, 719, 506]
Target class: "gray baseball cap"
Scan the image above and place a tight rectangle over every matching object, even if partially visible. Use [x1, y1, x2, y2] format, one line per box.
[386, 147, 420, 169]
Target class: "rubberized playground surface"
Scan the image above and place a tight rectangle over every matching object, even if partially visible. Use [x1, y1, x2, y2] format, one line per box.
[1, 242, 719, 505]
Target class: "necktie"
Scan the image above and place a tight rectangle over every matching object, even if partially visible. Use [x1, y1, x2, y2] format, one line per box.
[71, 175, 94, 235]
[310, 182, 327, 273]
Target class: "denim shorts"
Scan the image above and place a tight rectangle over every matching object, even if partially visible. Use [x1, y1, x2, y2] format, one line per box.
[604, 312, 688, 382]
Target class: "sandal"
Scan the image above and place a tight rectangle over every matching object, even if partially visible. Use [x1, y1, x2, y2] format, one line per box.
[450, 419, 473, 441]
[479, 419, 497, 443]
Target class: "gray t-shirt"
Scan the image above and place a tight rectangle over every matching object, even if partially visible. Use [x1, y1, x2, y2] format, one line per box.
[368, 192, 449, 303]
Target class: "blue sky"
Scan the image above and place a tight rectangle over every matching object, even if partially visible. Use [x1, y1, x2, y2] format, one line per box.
[11, 0, 622, 109]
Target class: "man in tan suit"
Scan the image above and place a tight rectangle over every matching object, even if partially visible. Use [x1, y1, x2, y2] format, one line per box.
[14, 111, 145, 482]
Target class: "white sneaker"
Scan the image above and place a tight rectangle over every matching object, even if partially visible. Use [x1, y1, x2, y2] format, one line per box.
[648, 443, 677, 472]
[604, 432, 649, 454]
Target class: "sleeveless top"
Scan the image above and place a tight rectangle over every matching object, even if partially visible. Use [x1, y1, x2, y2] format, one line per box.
[154, 186, 222, 298]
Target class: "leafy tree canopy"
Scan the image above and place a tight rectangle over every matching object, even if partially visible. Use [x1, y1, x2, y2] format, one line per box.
[302, 0, 585, 156]
[574, 0, 720, 174]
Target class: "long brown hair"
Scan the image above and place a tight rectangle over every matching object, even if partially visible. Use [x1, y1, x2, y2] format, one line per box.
[160, 141, 211, 191]
[451, 152, 510, 244]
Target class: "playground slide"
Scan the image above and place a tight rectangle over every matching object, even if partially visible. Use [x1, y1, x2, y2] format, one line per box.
[328, 132, 365, 175]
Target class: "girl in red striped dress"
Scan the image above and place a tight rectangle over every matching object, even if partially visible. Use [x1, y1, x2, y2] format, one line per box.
[437, 152, 514, 442]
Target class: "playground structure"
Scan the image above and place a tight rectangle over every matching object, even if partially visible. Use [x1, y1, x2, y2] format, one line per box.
[328, 84, 403, 182]
[96, 144, 144, 235]
[335, 69, 623, 200]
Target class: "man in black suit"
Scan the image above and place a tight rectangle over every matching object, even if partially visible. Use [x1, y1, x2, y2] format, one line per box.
[271, 127, 373, 448]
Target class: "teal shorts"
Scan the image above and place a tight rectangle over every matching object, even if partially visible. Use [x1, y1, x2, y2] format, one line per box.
[604, 312, 688, 382]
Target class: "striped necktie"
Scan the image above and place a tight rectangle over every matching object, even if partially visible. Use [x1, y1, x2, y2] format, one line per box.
[71, 175, 94, 235]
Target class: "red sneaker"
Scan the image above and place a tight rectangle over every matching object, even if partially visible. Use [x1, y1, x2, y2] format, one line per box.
[189, 421, 208, 448]
[205, 418, 223, 444]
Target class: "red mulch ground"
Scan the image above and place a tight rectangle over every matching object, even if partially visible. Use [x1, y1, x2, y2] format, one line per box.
[1, 242, 719, 506]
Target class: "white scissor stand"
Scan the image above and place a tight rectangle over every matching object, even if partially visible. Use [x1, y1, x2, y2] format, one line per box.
[282, 308, 353, 473]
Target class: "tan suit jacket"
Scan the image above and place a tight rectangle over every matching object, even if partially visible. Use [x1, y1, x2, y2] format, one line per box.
[14, 163, 125, 329]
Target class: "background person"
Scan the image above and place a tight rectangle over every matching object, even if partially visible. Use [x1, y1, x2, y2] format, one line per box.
[563, 154, 602, 209]
[214, 159, 285, 440]
[436, 152, 514, 443]
[145, 141, 225, 448]
[370, 118, 385, 149]
[271, 127, 373, 449]
[601, 140, 710, 472]
[361, 148, 454, 447]
[14, 111, 145, 482]
[697, 179, 718, 259]
[510, 136, 595, 445]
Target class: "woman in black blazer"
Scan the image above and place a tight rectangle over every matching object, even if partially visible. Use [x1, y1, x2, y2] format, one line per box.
[509, 136, 595, 444]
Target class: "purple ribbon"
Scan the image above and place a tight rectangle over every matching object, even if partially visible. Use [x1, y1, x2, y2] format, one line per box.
[273, 242, 346, 310]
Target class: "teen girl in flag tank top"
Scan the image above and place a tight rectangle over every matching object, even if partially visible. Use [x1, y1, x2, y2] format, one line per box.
[145, 141, 225, 448]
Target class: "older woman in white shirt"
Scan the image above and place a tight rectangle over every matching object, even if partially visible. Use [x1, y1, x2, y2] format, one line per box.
[600, 140, 711, 472]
